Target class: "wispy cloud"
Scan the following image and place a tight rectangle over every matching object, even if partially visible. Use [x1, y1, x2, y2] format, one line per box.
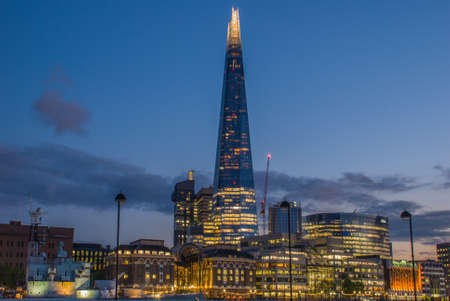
[34, 67, 90, 135]
[254, 170, 422, 213]
[34, 90, 91, 135]
[0, 144, 173, 213]
[0, 144, 448, 242]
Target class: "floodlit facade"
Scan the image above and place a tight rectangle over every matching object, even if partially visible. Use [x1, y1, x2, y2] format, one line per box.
[303, 213, 392, 259]
[26, 243, 90, 297]
[175, 244, 256, 299]
[386, 260, 421, 298]
[104, 239, 174, 297]
[213, 7, 257, 245]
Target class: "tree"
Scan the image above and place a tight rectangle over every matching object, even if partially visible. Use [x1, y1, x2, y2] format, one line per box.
[341, 276, 364, 295]
[91, 269, 106, 287]
[0, 265, 25, 289]
[317, 280, 336, 294]
[353, 281, 364, 293]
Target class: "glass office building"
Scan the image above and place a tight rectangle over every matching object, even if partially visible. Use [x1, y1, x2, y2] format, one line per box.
[303, 213, 392, 259]
[212, 8, 257, 244]
[268, 201, 302, 234]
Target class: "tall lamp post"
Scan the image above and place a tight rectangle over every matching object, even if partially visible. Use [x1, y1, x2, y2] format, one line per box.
[115, 192, 126, 300]
[280, 201, 293, 301]
[401, 210, 417, 301]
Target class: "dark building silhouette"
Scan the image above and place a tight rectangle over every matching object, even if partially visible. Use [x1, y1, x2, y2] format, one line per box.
[212, 7, 257, 244]
[194, 187, 213, 225]
[172, 171, 195, 247]
[268, 201, 302, 234]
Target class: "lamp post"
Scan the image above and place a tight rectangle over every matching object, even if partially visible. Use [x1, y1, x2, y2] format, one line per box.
[401, 210, 417, 301]
[115, 192, 126, 300]
[280, 201, 293, 301]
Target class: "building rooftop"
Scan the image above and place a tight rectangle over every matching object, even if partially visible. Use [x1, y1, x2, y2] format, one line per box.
[130, 239, 164, 247]
[202, 248, 254, 260]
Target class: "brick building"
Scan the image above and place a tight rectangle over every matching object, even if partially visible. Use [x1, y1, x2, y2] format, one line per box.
[0, 220, 73, 270]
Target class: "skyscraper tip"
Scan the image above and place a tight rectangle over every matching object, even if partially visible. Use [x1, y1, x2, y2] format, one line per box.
[227, 7, 241, 48]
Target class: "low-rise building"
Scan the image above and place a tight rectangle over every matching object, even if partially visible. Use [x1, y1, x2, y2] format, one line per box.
[0, 220, 73, 271]
[241, 232, 301, 255]
[304, 237, 386, 297]
[344, 256, 385, 295]
[241, 233, 307, 299]
[26, 242, 90, 297]
[255, 248, 307, 299]
[417, 260, 446, 298]
[437, 242, 450, 297]
[385, 260, 421, 299]
[104, 239, 174, 297]
[175, 244, 256, 299]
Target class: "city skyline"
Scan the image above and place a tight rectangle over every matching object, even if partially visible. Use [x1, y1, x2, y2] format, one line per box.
[1, 1, 450, 260]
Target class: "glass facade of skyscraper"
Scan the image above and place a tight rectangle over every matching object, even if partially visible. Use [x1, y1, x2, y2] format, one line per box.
[212, 8, 257, 244]
[303, 213, 392, 259]
[268, 201, 302, 234]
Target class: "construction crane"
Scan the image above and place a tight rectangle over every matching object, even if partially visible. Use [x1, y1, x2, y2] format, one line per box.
[260, 152, 271, 235]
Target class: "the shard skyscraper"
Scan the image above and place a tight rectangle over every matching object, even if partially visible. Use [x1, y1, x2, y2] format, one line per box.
[212, 8, 257, 244]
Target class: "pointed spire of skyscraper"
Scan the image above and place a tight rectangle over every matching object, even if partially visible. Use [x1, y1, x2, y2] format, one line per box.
[211, 8, 257, 245]
[226, 7, 241, 49]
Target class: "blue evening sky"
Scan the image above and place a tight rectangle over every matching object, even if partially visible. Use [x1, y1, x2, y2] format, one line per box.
[2, 1, 450, 256]
[3, 0, 449, 178]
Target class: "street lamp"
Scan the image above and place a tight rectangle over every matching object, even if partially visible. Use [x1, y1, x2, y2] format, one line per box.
[280, 200, 293, 301]
[400, 210, 417, 301]
[115, 192, 126, 300]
